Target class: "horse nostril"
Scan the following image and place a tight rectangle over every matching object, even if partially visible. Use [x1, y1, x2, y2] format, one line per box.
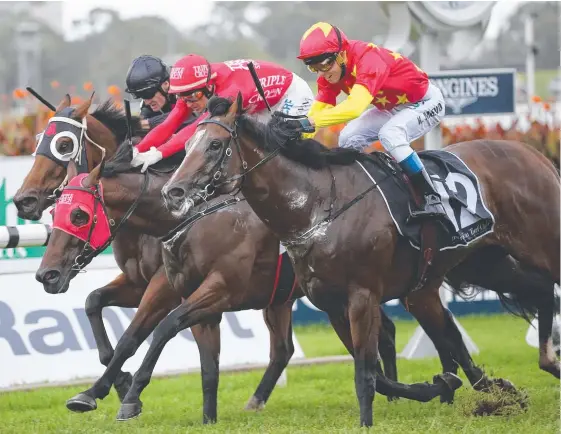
[15, 195, 38, 211]
[168, 187, 185, 200]
[36, 269, 61, 284]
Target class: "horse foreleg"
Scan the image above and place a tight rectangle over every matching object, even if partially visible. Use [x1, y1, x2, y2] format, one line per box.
[84, 273, 145, 401]
[67, 270, 179, 412]
[348, 287, 382, 427]
[246, 301, 295, 411]
[116, 273, 229, 422]
[191, 318, 222, 424]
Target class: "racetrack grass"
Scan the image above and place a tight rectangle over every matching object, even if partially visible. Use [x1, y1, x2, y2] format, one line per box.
[0, 314, 558, 433]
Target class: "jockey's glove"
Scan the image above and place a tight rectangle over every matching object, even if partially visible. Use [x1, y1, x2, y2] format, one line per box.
[283, 117, 315, 134]
[273, 111, 315, 135]
[130, 147, 163, 173]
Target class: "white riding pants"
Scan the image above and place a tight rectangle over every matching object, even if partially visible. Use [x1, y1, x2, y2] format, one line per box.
[338, 83, 445, 163]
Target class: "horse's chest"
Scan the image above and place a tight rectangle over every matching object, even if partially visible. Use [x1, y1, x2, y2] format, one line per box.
[285, 242, 344, 309]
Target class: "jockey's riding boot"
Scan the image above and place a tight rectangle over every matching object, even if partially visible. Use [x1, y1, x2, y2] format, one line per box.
[408, 168, 448, 220]
[398, 152, 447, 221]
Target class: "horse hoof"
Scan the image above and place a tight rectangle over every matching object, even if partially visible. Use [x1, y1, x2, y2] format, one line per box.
[114, 372, 133, 402]
[244, 395, 265, 411]
[66, 393, 97, 413]
[116, 401, 143, 421]
[434, 372, 463, 403]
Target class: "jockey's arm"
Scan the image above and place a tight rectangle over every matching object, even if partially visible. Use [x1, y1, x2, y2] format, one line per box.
[155, 84, 244, 158]
[157, 111, 210, 158]
[308, 84, 373, 128]
[135, 98, 191, 152]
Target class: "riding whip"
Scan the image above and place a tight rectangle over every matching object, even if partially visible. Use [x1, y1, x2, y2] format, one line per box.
[124, 99, 133, 144]
[247, 62, 272, 113]
[26, 87, 56, 111]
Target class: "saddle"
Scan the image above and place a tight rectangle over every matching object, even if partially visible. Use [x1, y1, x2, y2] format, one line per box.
[358, 150, 494, 294]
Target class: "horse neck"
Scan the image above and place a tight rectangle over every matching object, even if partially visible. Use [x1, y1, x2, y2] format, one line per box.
[238, 134, 331, 240]
[85, 115, 119, 168]
[102, 173, 180, 238]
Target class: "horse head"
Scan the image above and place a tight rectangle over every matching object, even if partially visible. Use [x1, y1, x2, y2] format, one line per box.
[13, 93, 136, 220]
[35, 157, 109, 294]
[162, 92, 245, 217]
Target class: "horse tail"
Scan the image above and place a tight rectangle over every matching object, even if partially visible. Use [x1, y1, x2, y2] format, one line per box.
[444, 278, 552, 325]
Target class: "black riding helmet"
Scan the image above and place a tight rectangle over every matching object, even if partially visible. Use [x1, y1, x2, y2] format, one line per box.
[125, 55, 170, 100]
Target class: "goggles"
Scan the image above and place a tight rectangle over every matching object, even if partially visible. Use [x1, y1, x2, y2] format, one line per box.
[179, 89, 205, 103]
[129, 86, 158, 100]
[306, 55, 337, 73]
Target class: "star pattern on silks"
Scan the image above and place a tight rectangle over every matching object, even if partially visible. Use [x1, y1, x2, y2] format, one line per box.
[302, 22, 333, 40]
[396, 93, 409, 104]
[375, 95, 390, 107]
[390, 51, 403, 61]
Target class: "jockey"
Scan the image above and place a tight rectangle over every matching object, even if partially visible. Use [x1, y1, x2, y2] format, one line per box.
[294, 22, 447, 221]
[125, 55, 197, 132]
[130, 54, 314, 172]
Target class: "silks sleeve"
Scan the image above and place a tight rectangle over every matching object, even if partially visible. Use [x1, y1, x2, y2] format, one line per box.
[308, 84, 373, 128]
[135, 99, 190, 152]
[157, 111, 210, 158]
[301, 100, 334, 139]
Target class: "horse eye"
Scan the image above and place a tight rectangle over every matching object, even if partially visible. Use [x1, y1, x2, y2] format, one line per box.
[209, 140, 222, 151]
[70, 208, 89, 227]
[58, 140, 72, 153]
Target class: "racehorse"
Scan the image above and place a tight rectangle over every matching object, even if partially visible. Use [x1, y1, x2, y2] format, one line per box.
[35, 146, 462, 422]
[21, 95, 457, 422]
[160, 94, 560, 427]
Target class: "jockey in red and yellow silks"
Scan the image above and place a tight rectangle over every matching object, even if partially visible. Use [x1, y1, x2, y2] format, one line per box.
[295, 22, 447, 221]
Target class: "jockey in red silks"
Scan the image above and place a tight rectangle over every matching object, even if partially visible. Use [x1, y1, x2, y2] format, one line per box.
[293, 22, 447, 221]
[130, 54, 314, 172]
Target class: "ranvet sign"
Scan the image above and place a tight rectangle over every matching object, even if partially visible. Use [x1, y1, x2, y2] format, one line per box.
[429, 68, 516, 116]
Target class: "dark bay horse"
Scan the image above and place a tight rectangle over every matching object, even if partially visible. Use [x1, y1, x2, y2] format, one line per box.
[161, 94, 560, 427]
[14, 95, 302, 422]
[35, 149, 462, 422]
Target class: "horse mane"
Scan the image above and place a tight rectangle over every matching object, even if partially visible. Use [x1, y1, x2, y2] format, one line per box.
[207, 96, 361, 170]
[101, 139, 139, 178]
[90, 100, 141, 144]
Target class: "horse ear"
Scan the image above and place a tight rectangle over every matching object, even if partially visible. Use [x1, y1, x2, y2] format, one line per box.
[73, 92, 95, 119]
[83, 160, 103, 187]
[236, 92, 243, 116]
[67, 159, 78, 181]
[228, 91, 243, 117]
[55, 94, 71, 113]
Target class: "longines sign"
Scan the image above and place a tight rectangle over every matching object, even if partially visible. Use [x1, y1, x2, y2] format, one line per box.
[429, 68, 516, 116]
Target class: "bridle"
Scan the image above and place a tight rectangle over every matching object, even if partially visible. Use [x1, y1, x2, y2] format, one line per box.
[194, 117, 280, 202]
[53, 173, 149, 272]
